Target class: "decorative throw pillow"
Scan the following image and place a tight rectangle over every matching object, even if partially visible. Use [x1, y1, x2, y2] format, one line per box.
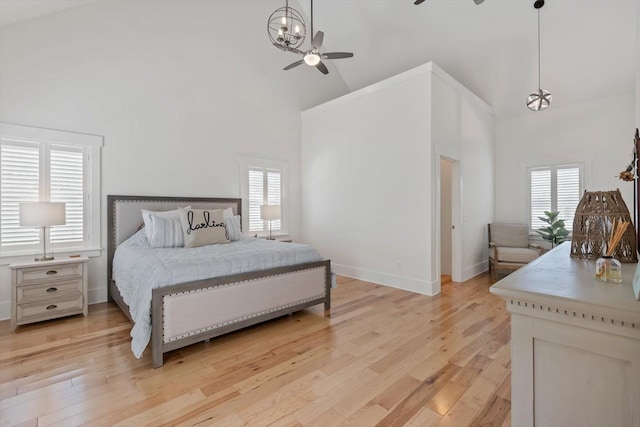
[141, 206, 190, 242]
[223, 207, 242, 241]
[179, 207, 229, 248]
[148, 215, 185, 248]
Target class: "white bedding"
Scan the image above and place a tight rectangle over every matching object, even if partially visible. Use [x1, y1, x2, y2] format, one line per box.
[113, 230, 324, 358]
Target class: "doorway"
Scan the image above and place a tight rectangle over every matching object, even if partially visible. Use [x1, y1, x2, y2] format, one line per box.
[440, 157, 462, 283]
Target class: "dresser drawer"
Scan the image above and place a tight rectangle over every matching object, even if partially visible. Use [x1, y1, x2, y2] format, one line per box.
[16, 279, 83, 304]
[16, 295, 84, 325]
[16, 262, 84, 285]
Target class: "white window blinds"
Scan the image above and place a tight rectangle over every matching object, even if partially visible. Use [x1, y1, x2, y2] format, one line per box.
[530, 164, 582, 232]
[248, 167, 282, 233]
[0, 123, 102, 257]
[0, 143, 40, 248]
[240, 157, 288, 236]
[50, 147, 84, 244]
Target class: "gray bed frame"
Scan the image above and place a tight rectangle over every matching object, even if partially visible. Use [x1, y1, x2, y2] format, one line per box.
[107, 195, 331, 367]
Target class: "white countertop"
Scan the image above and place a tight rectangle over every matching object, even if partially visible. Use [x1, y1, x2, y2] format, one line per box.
[490, 242, 640, 325]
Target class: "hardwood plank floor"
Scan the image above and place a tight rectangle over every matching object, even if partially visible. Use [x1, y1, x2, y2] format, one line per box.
[0, 274, 511, 426]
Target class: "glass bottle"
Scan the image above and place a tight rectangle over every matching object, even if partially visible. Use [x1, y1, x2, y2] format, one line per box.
[595, 255, 622, 283]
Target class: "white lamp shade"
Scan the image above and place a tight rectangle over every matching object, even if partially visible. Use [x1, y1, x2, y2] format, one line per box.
[19, 202, 66, 226]
[260, 204, 281, 220]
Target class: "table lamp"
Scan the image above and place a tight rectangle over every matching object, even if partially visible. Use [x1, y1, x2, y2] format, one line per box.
[19, 202, 66, 261]
[260, 204, 281, 240]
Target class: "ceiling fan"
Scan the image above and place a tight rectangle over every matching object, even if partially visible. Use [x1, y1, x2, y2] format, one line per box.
[414, 0, 484, 4]
[283, 0, 353, 75]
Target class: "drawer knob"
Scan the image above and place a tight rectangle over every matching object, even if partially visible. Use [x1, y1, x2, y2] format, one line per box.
[46, 304, 58, 310]
[46, 287, 58, 293]
[46, 270, 58, 275]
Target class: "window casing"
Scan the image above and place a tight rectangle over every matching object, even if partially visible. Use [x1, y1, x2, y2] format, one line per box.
[529, 163, 583, 232]
[0, 123, 102, 258]
[240, 157, 288, 236]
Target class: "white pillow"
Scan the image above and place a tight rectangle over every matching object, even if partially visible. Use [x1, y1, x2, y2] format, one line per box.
[225, 215, 243, 241]
[180, 207, 229, 248]
[148, 215, 185, 248]
[222, 207, 242, 241]
[141, 206, 190, 242]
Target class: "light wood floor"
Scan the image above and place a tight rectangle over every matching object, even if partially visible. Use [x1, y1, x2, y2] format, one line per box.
[0, 274, 511, 427]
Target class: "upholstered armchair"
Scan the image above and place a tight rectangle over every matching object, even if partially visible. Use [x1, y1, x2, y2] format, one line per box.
[488, 223, 543, 280]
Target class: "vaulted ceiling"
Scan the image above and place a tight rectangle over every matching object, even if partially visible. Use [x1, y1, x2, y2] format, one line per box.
[1, 0, 638, 117]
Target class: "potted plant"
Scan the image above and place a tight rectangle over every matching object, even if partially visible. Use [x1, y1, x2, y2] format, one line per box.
[537, 211, 569, 248]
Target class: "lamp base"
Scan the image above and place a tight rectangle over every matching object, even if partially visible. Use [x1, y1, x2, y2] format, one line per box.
[266, 237, 276, 240]
[34, 256, 54, 262]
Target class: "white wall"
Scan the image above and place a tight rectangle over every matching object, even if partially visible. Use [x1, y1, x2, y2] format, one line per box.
[301, 63, 494, 295]
[0, 0, 334, 320]
[431, 71, 494, 283]
[494, 95, 636, 227]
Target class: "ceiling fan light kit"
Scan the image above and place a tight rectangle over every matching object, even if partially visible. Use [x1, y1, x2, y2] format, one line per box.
[304, 51, 321, 66]
[267, 0, 307, 52]
[278, 0, 354, 75]
[527, 0, 552, 111]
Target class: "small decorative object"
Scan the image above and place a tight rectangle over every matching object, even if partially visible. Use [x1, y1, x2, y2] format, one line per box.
[595, 256, 622, 283]
[19, 202, 66, 261]
[571, 189, 637, 263]
[594, 219, 628, 283]
[260, 204, 281, 240]
[536, 210, 569, 248]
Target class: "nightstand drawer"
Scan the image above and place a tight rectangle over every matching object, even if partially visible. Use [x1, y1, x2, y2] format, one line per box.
[16, 295, 84, 325]
[16, 262, 83, 285]
[16, 279, 83, 304]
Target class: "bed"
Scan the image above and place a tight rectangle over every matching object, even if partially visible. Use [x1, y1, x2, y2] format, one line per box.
[107, 195, 331, 367]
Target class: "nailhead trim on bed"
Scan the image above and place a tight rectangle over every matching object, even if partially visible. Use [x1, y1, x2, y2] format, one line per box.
[162, 268, 327, 343]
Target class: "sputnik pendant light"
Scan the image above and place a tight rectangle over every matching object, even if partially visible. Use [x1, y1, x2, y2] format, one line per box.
[526, 0, 552, 111]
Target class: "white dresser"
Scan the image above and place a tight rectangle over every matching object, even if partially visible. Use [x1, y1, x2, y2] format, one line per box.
[10, 256, 89, 330]
[490, 243, 640, 427]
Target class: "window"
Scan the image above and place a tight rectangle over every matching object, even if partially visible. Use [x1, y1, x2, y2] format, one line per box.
[240, 157, 287, 236]
[0, 123, 102, 257]
[529, 163, 582, 232]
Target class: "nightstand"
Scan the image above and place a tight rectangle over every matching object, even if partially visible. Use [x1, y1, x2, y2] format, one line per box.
[10, 256, 89, 330]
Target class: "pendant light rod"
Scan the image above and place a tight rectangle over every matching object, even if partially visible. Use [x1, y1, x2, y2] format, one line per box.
[537, 5, 541, 89]
[310, 0, 314, 41]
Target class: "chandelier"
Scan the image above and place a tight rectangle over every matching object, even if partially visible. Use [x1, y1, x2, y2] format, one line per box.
[267, 0, 307, 52]
[526, 0, 552, 111]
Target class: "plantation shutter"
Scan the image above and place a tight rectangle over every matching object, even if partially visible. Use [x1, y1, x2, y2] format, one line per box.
[49, 146, 85, 243]
[247, 167, 282, 233]
[248, 168, 264, 232]
[267, 171, 281, 231]
[556, 166, 581, 232]
[0, 142, 40, 248]
[530, 168, 551, 231]
[530, 164, 582, 232]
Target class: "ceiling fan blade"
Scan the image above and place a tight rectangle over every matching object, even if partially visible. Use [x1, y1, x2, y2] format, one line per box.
[315, 61, 329, 75]
[322, 52, 354, 60]
[311, 31, 324, 50]
[414, 0, 426, 4]
[283, 59, 304, 70]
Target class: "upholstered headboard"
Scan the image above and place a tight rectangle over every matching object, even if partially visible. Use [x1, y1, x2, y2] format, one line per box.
[107, 195, 242, 282]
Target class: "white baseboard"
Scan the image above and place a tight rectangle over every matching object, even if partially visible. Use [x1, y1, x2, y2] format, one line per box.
[463, 260, 489, 282]
[333, 263, 439, 296]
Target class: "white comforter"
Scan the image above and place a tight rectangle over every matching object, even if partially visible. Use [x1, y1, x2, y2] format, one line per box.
[113, 230, 324, 358]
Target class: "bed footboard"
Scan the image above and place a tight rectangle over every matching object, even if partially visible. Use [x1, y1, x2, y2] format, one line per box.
[151, 260, 331, 367]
